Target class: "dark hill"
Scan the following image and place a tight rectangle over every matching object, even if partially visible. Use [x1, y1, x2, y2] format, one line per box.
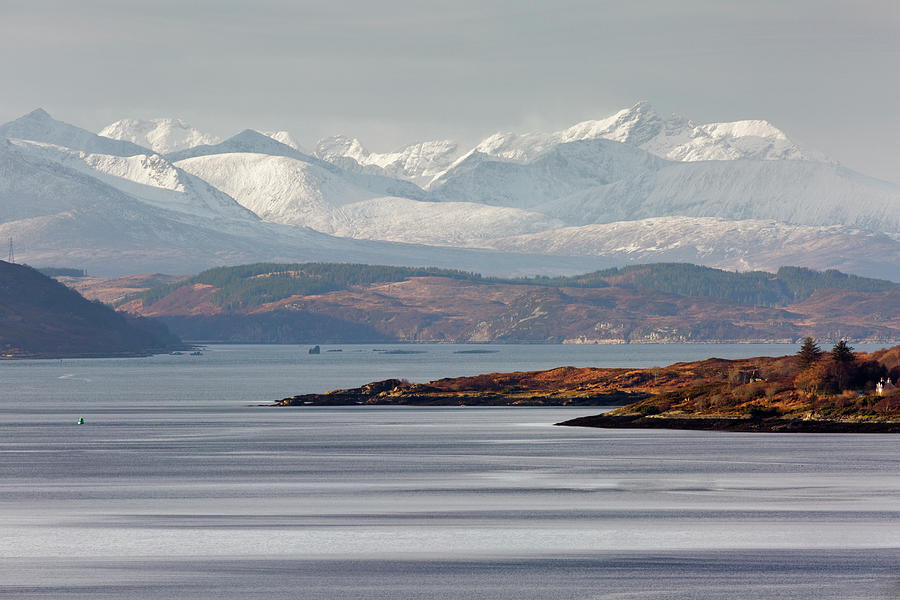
[0, 261, 181, 358]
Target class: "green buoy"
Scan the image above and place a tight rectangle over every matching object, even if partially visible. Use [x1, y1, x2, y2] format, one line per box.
[77, 417, 84, 425]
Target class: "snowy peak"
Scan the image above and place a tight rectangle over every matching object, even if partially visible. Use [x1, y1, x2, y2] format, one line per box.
[647, 117, 812, 162]
[472, 101, 666, 162]
[701, 119, 787, 141]
[309, 101, 823, 186]
[1, 108, 150, 157]
[578, 103, 815, 161]
[316, 135, 368, 163]
[168, 129, 426, 202]
[99, 117, 221, 154]
[173, 151, 380, 230]
[25, 108, 52, 120]
[98, 117, 306, 155]
[384, 139, 459, 174]
[7, 138, 258, 222]
[315, 135, 460, 186]
[429, 138, 665, 208]
[561, 101, 666, 146]
[163, 129, 317, 164]
[471, 101, 816, 165]
[259, 130, 304, 152]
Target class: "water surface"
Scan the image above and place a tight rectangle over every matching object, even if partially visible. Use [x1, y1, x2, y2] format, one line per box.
[1, 344, 897, 598]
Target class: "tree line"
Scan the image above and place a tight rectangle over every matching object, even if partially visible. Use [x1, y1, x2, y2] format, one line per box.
[126, 262, 897, 312]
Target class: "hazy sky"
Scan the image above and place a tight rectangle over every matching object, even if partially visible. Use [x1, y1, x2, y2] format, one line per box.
[1, 0, 897, 182]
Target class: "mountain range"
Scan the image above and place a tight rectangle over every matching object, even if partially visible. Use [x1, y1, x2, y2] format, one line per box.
[1, 103, 898, 280]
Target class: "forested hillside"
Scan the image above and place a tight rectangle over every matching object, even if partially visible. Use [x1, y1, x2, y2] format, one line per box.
[132, 263, 488, 310]
[128, 262, 897, 312]
[551, 264, 896, 306]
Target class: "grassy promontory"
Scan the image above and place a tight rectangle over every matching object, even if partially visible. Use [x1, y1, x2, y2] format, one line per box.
[278, 344, 900, 432]
[558, 344, 900, 433]
[277, 367, 652, 407]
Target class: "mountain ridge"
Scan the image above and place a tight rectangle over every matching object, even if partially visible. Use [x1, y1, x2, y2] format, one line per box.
[3, 106, 898, 280]
[99, 117, 221, 154]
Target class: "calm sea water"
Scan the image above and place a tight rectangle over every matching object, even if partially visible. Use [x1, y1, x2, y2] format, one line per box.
[1, 344, 898, 599]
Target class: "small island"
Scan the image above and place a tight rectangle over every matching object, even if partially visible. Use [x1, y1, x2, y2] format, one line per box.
[278, 341, 900, 433]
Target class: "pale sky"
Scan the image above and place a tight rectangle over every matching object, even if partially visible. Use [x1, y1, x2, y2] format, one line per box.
[1, 0, 898, 182]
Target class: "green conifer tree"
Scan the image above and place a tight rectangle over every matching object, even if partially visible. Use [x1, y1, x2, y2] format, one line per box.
[796, 337, 822, 369]
[831, 340, 855, 364]
[831, 339, 855, 391]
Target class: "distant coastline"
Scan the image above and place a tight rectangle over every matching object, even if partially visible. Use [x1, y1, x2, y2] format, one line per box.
[0, 348, 185, 361]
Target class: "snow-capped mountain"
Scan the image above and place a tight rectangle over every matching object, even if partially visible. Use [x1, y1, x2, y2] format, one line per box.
[99, 118, 221, 154]
[9, 139, 257, 221]
[312, 102, 822, 187]
[2, 106, 898, 281]
[0, 109, 600, 276]
[99, 115, 312, 156]
[427, 138, 900, 232]
[1, 109, 257, 222]
[428, 139, 664, 208]
[175, 151, 562, 243]
[174, 152, 383, 230]
[472, 101, 821, 166]
[542, 158, 900, 231]
[259, 130, 305, 152]
[315, 136, 459, 187]
[168, 130, 434, 233]
[1, 109, 148, 157]
[166, 129, 426, 201]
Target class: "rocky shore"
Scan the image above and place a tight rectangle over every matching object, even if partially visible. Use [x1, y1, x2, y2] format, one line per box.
[277, 375, 646, 406]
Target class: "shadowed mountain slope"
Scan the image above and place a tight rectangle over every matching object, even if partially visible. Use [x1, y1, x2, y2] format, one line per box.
[0, 261, 180, 358]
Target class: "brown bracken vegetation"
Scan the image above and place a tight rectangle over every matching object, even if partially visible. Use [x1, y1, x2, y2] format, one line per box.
[278, 344, 900, 431]
[561, 344, 900, 432]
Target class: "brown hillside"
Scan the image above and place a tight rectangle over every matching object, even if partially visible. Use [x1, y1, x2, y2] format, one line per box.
[67, 268, 900, 344]
[55, 273, 185, 304]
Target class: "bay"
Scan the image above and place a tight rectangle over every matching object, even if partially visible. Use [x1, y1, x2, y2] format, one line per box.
[1, 344, 898, 599]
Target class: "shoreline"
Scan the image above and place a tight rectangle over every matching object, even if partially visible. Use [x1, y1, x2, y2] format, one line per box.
[0, 346, 192, 360]
[557, 413, 900, 433]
